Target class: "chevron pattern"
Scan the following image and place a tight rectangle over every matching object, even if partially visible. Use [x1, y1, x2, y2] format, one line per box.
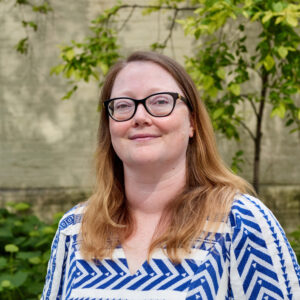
[249, 195, 300, 289]
[41, 196, 300, 300]
[230, 197, 286, 299]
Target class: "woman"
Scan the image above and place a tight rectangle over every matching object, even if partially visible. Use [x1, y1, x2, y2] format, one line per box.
[42, 51, 300, 299]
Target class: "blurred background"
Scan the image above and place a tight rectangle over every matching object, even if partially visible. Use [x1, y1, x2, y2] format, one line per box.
[1, 0, 299, 230]
[0, 0, 300, 297]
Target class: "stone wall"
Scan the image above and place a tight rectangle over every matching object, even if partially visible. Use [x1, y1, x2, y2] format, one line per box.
[0, 0, 299, 231]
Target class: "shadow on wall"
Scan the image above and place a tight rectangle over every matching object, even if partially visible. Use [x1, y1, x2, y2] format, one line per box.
[260, 185, 300, 233]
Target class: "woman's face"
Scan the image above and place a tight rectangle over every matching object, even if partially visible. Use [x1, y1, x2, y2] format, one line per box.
[108, 61, 194, 169]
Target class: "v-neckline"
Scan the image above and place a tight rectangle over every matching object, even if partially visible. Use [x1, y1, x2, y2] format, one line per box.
[119, 244, 151, 276]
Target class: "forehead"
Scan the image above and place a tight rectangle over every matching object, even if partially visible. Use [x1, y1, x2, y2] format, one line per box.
[110, 61, 182, 98]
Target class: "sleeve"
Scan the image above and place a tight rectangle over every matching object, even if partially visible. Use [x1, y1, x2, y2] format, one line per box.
[228, 194, 300, 300]
[41, 221, 71, 300]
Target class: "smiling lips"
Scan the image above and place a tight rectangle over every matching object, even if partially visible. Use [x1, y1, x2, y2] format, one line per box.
[129, 134, 161, 141]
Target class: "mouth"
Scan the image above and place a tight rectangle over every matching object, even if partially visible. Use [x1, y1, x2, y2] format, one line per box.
[129, 134, 161, 141]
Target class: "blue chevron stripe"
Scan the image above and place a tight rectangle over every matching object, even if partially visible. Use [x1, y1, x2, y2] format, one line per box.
[187, 236, 229, 299]
[243, 261, 279, 292]
[57, 235, 70, 297]
[45, 230, 61, 299]
[230, 196, 288, 298]
[65, 236, 77, 298]
[249, 277, 284, 299]
[237, 246, 274, 275]
[233, 222, 268, 254]
[245, 195, 300, 295]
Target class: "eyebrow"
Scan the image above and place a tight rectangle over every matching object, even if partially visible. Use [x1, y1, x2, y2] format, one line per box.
[111, 88, 174, 98]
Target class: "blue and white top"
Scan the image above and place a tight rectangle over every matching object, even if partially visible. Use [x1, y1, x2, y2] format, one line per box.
[42, 194, 300, 299]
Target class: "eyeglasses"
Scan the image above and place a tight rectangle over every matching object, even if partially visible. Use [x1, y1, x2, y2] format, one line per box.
[104, 92, 192, 122]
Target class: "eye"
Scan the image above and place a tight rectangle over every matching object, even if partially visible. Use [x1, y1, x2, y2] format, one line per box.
[114, 99, 134, 110]
[149, 95, 172, 105]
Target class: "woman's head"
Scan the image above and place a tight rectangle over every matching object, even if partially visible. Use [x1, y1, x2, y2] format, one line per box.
[82, 51, 252, 262]
[98, 51, 218, 187]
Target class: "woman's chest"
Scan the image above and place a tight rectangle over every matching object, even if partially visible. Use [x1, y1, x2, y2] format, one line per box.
[62, 234, 230, 300]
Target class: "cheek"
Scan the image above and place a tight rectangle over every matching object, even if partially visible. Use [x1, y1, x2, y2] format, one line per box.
[164, 119, 192, 151]
[109, 121, 128, 154]
[109, 119, 127, 139]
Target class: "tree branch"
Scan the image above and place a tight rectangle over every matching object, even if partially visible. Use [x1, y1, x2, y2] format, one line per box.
[105, 4, 197, 33]
[240, 94, 259, 117]
[118, 6, 136, 32]
[160, 9, 179, 49]
[249, 97, 259, 117]
[233, 117, 256, 141]
[115, 4, 197, 11]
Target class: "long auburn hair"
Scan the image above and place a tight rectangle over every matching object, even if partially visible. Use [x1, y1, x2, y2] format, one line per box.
[81, 51, 253, 263]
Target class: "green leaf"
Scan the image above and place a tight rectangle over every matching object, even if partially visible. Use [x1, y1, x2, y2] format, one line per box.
[99, 62, 109, 75]
[275, 16, 284, 24]
[15, 37, 29, 54]
[11, 271, 28, 288]
[228, 84, 240, 96]
[50, 64, 65, 75]
[29, 230, 40, 237]
[207, 86, 219, 97]
[251, 12, 262, 22]
[216, 67, 226, 79]
[202, 76, 214, 90]
[225, 105, 235, 115]
[236, 150, 244, 156]
[262, 11, 274, 23]
[1, 280, 12, 288]
[65, 49, 75, 60]
[42, 226, 55, 234]
[263, 55, 275, 71]
[212, 108, 224, 120]
[0, 228, 13, 238]
[271, 103, 286, 118]
[0, 257, 7, 270]
[272, 2, 284, 12]
[277, 46, 288, 58]
[5, 244, 19, 253]
[29, 256, 41, 264]
[17, 251, 41, 260]
[14, 202, 30, 211]
[32, 3, 52, 14]
[286, 15, 298, 27]
[61, 85, 78, 100]
[245, 0, 253, 7]
[285, 119, 294, 126]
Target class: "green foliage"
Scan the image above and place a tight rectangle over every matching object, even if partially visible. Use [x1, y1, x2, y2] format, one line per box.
[13, 0, 53, 54]
[180, 0, 300, 138]
[15, 37, 29, 54]
[231, 150, 245, 174]
[288, 226, 300, 263]
[50, 5, 122, 99]
[0, 202, 61, 300]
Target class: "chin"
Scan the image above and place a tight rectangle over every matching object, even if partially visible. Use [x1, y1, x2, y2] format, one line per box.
[124, 153, 164, 167]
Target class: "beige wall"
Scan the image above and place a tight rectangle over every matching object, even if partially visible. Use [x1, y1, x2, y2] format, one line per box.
[0, 0, 299, 231]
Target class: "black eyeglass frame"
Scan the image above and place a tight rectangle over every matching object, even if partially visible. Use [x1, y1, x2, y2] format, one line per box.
[103, 92, 193, 122]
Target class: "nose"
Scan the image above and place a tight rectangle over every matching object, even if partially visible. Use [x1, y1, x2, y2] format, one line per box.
[132, 103, 152, 126]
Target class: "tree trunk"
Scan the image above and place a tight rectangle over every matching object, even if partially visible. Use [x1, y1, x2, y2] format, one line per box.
[253, 71, 268, 194]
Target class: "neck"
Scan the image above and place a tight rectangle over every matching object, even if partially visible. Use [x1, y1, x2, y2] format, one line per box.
[123, 159, 187, 217]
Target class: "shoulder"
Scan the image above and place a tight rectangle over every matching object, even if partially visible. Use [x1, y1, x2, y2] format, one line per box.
[226, 195, 300, 298]
[57, 202, 87, 235]
[228, 193, 277, 230]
